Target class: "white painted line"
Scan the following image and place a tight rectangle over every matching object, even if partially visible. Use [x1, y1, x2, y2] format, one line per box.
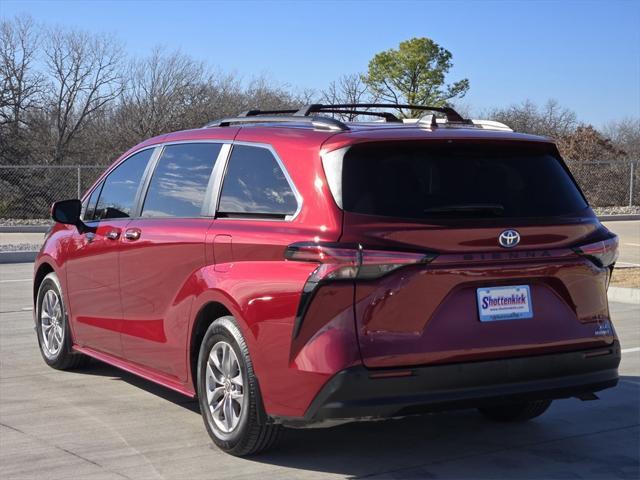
[621, 347, 640, 354]
[21, 307, 32, 311]
[0, 278, 31, 283]
[625, 243, 640, 247]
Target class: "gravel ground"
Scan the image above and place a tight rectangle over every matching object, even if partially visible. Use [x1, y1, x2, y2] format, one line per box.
[593, 206, 640, 216]
[611, 268, 640, 288]
[0, 218, 52, 226]
[0, 243, 41, 252]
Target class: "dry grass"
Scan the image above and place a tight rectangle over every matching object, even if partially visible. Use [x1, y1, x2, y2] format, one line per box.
[611, 268, 640, 288]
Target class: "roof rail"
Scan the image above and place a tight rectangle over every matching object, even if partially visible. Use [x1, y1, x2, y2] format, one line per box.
[203, 103, 470, 131]
[470, 119, 513, 131]
[203, 115, 349, 131]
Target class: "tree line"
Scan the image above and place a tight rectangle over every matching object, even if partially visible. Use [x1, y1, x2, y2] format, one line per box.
[1, 15, 638, 170]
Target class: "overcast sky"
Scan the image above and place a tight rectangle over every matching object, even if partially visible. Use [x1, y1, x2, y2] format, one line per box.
[2, 0, 639, 126]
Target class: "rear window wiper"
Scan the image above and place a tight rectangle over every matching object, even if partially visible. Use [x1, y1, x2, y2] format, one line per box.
[423, 203, 505, 215]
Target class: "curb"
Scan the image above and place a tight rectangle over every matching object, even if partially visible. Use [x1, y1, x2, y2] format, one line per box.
[0, 251, 38, 264]
[598, 215, 640, 221]
[608, 287, 640, 305]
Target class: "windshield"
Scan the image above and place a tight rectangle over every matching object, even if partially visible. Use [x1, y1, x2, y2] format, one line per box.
[341, 141, 588, 219]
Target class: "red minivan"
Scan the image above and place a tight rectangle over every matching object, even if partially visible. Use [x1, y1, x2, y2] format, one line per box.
[34, 104, 620, 456]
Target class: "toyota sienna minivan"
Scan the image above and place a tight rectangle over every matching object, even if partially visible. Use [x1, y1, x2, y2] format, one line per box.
[34, 104, 620, 456]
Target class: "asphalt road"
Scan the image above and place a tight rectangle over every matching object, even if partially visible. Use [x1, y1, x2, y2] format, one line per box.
[1, 262, 639, 480]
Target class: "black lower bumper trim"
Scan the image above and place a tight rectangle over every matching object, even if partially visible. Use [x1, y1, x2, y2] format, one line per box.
[283, 342, 620, 425]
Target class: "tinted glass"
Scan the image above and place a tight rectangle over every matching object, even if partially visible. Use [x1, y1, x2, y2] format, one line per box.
[142, 143, 221, 218]
[82, 181, 103, 221]
[218, 145, 297, 216]
[95, 149, 153, 220]
[342, 142, 588, 219]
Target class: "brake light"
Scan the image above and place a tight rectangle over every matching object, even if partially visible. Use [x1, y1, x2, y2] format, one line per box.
[574, 236, 619, 268]
[285, 242, 436, 281]
[286, 242, 437, 340]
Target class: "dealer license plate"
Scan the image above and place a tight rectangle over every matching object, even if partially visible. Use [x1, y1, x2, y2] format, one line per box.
[476, 285, 533, 322]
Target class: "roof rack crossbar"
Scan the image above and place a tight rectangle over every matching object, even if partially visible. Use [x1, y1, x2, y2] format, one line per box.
[203, 115, 349, 131]
[298, 103, 469, 123]
[313, 108, 401, 122]
[239, 109, 299, 117]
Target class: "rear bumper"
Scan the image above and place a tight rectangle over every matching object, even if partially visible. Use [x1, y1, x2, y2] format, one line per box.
[279, 341, 620, 426]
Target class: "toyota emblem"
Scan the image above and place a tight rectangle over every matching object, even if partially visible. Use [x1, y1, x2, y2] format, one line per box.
[498, 230, 520, 248]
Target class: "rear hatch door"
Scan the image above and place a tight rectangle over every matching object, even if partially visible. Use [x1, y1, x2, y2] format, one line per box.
[333, 140, 615, 368]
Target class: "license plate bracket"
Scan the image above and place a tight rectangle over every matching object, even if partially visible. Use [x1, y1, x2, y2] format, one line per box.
[476, 285, 533, 322]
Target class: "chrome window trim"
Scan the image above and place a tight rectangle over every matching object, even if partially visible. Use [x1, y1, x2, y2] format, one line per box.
[82, 138, 303, 222]
[215, 141, 303, 222]
[133, 145, 164, 217]
[203, 143, 232, 217]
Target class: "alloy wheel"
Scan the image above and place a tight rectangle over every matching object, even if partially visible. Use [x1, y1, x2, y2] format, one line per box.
[205, 341, 245, 433]
[40, 289, 64, 358]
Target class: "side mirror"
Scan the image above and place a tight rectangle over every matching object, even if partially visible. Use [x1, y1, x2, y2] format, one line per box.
[51, 199, 90, 232]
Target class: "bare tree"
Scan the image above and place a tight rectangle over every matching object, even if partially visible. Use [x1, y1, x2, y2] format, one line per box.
[321, 73, 376, 120]
[603, 118, 640, 159]
[44, 27, 124, 164]
[0, 15, 46, 169]
[489, 99, 578, 138]
[121, 48, 210, 139]
[0, 15, 43, 130]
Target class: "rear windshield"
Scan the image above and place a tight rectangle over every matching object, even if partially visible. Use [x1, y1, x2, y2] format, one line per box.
[341, 142, 588, 219]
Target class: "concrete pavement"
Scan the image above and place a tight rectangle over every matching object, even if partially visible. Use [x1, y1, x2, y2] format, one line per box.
[1, 262, 639, 479]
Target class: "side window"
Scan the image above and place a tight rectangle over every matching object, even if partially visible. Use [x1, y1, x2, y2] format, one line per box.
[82, 181, 103, 221]
[141, 143, 221, 218]
[94, 149, 153, 220]
[218, 145, 298, 217]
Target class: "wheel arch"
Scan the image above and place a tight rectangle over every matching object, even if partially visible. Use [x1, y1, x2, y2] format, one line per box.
[188, 300, 233, 393]
[33, 262, 55, 306]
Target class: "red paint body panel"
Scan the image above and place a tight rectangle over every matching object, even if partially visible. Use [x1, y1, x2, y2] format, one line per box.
[63, 220, 125, 357]
[33, 123, 619, 421]
[119, 218, 213, 381]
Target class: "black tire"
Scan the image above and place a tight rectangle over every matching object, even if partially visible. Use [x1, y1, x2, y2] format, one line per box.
[478, 399, 552, 422]
[35, 272, 88, 370]
[197, 316, 282, 456]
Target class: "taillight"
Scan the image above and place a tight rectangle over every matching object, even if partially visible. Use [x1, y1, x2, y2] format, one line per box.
[574, 236, 619, 268]
[286, 242, 437, 339]
[285, 242, 436, 281]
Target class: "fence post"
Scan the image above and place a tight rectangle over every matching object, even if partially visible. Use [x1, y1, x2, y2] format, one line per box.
[77, 167, 81, 199]
[630, 161, 635, 207]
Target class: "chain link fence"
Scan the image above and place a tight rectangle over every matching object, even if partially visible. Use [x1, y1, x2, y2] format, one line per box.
[567, 160, 638, 208]
[0, 165, 105, 219]
[0, 160, 638, 220]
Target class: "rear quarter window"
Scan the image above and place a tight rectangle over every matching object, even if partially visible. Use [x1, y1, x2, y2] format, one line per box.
[218, 145, 298, 218]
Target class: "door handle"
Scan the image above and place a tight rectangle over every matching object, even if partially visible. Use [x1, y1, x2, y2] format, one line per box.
[106, 230, 120, 240]
[124, 228, 141, 241]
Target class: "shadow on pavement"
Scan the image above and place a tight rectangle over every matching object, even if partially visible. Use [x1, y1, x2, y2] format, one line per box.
[72, 358, 200, 413]
[71, 360, 640, 479]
